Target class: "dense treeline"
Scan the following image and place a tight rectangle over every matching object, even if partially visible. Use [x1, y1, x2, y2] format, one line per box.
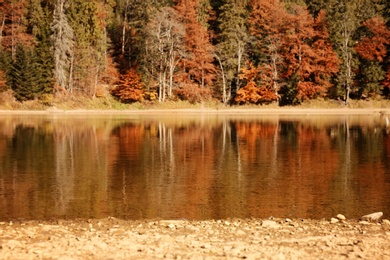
[0, 0, 389, 106]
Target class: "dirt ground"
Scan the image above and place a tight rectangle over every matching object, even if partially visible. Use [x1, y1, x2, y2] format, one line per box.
[0, 217, 389, 260]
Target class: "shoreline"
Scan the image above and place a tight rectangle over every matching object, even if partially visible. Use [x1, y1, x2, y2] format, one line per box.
[1, 217, 389, 259]
[0, 107, 390, 115]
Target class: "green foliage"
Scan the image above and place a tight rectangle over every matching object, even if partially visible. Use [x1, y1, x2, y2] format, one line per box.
[10, 45, 39, 101]
[27, 0, 54, 95]
[216, 0, 250, 103]
[67, 0, 108, 95]
[356, 60, 386, 98]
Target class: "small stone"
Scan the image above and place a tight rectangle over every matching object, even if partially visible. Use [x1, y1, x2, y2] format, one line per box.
[381, 219, 390, 225]
[330, 218, 339, 224]
[361, 212, 383, 222]
[337, 214, 346, 221]
[235, 229, 247, 237]
[262, 220, 280, 228]
[285, 218, 292, 223]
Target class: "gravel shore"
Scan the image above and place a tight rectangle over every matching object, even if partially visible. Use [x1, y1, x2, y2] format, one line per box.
[1, 217, 390, 259]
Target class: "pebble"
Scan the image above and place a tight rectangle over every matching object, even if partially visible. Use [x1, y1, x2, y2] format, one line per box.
[361, 212, 383, 222]
[330, 218, 339, 224]
[337, 214, 346, 221]
[382, 219, 390, 225]
[262, 220, 280, 229]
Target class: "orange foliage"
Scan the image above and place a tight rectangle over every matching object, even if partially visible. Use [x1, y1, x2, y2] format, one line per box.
[110, 68, 144, 103]
[235, 121, 278, 162]
[235, 63, 279, 104]
[235, 81, 279, 104]
[290, 9, 339, 101]
[355, 17, 390, 62]
[175, 0, 216, 87]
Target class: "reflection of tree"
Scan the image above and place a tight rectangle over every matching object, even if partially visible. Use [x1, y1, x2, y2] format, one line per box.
[53, 121, 110, 218]
[0, 124, 56, 219]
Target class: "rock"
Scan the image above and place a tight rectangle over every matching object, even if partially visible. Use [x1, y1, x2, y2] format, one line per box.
[261, 220, 280, 229]
[330, 218, 339, 224]
[235, 229, 247, 237]
[381, 219, 390, 226]
[337, 214, 346, 221]
[361, 212, 383, 222]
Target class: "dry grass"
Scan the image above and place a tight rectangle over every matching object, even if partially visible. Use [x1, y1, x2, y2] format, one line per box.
[1, 90, 389, 111]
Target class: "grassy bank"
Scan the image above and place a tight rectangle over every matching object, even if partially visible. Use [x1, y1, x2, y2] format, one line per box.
[1, 89, 390, 111]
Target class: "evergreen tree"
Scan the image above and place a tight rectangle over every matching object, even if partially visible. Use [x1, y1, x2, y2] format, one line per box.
[68, 0, 108, 96]
[10, 44, 39, 101]
[27, 0, 54, 96]
[215, 0, 250, 104]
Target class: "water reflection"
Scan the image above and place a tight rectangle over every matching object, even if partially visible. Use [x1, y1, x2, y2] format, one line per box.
[0, 114, 389, 220]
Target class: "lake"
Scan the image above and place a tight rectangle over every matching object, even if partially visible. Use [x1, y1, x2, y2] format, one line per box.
[0, 113, 389, 221]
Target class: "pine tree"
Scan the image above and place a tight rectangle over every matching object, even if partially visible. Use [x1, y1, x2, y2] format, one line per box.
[215, 0, 250, 104]
[10, 44, 39, 101]
[67, 0, 106, 96]
[27, 0, 54, 96]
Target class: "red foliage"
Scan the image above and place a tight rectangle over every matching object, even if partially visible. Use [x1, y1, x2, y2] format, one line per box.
[355, 17, 390, 62]
[295, 10, 340, 100]
[174, 83, 212, 104]
[111, 68, 144, 103]
[175, 0, 216, 87]
[0, 0, 32, 51]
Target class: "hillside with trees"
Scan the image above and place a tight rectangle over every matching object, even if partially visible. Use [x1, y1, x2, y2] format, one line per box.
[0, 0, 389, 108]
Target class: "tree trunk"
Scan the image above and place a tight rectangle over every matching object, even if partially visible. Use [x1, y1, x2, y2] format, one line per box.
[216, 54, 228, 105]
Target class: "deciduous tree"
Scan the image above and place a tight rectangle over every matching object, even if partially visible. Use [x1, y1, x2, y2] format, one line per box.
[176, 0, 216, 90]
[145, 7, 185, 102]
[249, 0, 291, 101]
[282, 8, 339, 103]
[51, 0, 74, 94]
[111, 68, 144, 103]
[355, 17, 390, 97]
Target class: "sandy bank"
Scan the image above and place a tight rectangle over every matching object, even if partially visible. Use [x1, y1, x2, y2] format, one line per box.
[1, 218, 389, 259]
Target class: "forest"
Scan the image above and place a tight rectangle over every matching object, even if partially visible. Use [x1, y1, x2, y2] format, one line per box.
[0, 0, 390, 107]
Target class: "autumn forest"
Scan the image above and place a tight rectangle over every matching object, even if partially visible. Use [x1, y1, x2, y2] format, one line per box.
[1, 0, 390, 107]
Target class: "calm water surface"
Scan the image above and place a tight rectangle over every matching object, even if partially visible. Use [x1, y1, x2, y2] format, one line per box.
[0, 113, 389, 220]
